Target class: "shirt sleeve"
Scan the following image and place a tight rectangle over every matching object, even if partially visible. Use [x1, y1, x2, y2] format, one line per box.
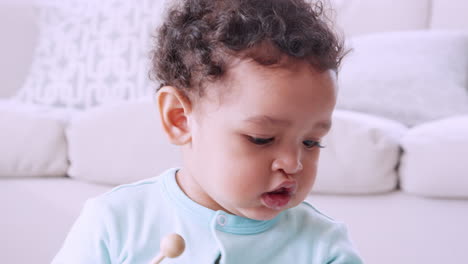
[325, 224, 364, 264]
[51, 198, 113, 264]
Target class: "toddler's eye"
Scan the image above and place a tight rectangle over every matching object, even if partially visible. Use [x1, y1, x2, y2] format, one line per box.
[248, 136, 274, 145]
[303, 140, 325, 149]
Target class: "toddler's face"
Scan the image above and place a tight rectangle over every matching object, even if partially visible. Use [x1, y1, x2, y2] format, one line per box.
[178, 59, 337, 220]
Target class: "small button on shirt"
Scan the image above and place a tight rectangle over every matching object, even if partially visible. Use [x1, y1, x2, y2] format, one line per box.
[52, 168, 363, 264]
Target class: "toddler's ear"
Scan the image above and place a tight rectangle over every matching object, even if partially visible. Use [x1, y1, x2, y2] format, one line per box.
[157, 86, 192, 145]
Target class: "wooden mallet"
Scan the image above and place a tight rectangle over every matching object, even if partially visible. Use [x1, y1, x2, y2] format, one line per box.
[150, 233, 186, 264]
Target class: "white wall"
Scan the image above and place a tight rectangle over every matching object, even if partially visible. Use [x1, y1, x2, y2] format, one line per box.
[0, 2, 38, 98]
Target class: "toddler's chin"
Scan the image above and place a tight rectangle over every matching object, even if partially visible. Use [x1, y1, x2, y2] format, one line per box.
[239, 205, 292, 221]
[229, 196, 305, 221]
[243, 211, 280, 221]
[256, 197, 306, 220]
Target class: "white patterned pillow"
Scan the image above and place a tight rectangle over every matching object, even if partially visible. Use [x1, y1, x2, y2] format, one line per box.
[15, 0, 166, 108]
[336, 31, 468, 127]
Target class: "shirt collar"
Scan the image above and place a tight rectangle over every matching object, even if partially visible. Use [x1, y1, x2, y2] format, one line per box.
[160, 168, 281, 235]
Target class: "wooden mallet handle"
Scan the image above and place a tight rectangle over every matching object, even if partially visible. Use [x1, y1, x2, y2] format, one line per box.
[150, 233, 185, 264]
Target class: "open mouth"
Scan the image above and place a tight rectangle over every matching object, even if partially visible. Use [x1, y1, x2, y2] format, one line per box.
[261, 184, 297, 210]
[269, 187, 291, 195]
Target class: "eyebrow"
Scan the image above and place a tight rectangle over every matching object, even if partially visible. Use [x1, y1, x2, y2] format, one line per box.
[244, 115, 291, 126]
[243, 115, 332, 131]
[315, 120, 332, 132]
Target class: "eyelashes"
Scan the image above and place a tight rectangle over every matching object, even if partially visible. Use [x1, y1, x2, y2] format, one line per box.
[247, 136, 325, 149]
[302, 140, 325, 149]
[248, 137, 274, 145]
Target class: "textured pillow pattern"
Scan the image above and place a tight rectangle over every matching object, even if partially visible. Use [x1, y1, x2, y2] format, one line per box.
[336, 31, 468, 127]
[313, 110, 407, 194]
[399, 115, 468, 198]
[15, 0, 166, 108]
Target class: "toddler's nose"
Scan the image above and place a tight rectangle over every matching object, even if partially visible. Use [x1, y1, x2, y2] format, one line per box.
[271, 152, 303, 175]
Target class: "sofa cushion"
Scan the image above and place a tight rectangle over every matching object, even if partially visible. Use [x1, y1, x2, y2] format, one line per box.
[307, 192, 468, 264]
[14, 0, 166, 108]
[67, 97, 181, 185]
[0, 177, 111, 264]
[3, 177, 467, 264]
[313, 110, 407, 194]
[399, 115, 468, 198]
[0, 100, 69, 177]
[336, 31, 468, 127]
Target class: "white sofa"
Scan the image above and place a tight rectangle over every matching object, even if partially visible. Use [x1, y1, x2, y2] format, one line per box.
[1, 1, 468, 264]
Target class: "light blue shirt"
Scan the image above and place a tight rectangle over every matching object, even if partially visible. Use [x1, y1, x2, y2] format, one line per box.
[52, 168, 363, 264]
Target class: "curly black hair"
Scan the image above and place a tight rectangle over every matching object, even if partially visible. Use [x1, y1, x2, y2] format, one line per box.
[151, 0, 345, 98]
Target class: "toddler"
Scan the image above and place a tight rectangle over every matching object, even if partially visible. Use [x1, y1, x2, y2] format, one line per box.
[52, 0, 363, 263]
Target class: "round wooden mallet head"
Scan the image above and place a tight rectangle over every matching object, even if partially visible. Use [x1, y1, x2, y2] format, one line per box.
[150, 233, 185, 264]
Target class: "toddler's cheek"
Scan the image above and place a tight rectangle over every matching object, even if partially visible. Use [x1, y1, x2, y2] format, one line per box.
[299, 175, 317, 194]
